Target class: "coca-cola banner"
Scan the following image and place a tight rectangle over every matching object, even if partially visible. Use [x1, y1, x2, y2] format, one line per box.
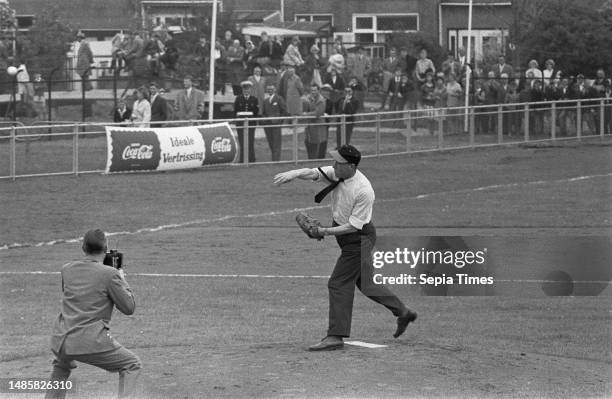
[105, 123, 237, 173]
[197, 124, 237, 165]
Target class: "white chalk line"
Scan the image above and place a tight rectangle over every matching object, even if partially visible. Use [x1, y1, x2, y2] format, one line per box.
[0, 271, 609, 284]
[2, 172, 611, 252]
[345, 341, 388, 348]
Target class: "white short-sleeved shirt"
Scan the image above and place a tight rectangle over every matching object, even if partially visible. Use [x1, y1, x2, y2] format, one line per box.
[313, 166, 375, 230]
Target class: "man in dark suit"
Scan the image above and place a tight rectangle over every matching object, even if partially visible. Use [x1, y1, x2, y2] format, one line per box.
[441, 51, 462, 80]
[149, 82, 168, 126]
[234, 80, 259, 163]
[261, 84, 286, 161]
[75, 31, 94, 90]
[335, 86, 360, 147]
[45, 229, 140, 399]
[496, 73, 511, 134]
[323, 68, 346, 105]
[492, 55, 514, 78]
[399, 47, 417, 77]
[387, 69, 410, 127]
[483, 71, 500, 133]
[174, 75, 206, 122]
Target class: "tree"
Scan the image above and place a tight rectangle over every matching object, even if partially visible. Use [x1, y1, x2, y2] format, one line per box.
[513, 0, 612, 76]
[15, 8, 73, 78]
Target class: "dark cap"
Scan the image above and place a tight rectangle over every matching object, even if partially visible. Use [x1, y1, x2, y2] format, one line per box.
[82, 229, 107, 254]
[330, 145, 361, 166]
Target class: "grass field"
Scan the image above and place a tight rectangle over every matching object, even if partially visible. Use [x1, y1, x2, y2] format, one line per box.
[1, 140, 611, 398]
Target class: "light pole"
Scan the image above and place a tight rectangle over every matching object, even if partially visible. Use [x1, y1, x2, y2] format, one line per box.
[6, 65, 18, 121]
[207, 0, 218, 121]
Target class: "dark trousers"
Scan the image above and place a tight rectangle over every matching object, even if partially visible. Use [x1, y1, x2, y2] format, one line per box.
[389, 97, 406, 127]
[305, 141, 327, 160]
[327, 222, 407, 337]
[236, 121, 256, 163]
[264, 125, 282, 161]
[335, 122, 354, 148]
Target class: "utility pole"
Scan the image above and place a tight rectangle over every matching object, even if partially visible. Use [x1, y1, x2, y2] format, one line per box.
[511, 0, 521, 73]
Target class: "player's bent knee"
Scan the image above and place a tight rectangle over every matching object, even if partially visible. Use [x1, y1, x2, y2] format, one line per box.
[127, 355, 142, 371]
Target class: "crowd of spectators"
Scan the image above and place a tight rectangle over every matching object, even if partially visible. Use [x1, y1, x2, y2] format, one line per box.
[5, 26, 610, 161]
[109, 28, 611, 161]
[377, 49, 611, 137]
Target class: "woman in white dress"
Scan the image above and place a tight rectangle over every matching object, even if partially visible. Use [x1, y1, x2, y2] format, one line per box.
[131, 86, 151, 128]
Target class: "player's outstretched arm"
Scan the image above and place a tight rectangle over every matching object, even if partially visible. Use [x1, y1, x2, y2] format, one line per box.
[273, 168, 318, 185]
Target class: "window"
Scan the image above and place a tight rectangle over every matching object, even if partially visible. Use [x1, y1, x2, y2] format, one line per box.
[355, 33, 374, 43]
[355, 17, 373, 30]
[16, 15, 34, 29]
[295, 14, 333, 26]
[376, 16, 418, 31]
[353, 14, 419, 43]
[449, 29, 509, 61]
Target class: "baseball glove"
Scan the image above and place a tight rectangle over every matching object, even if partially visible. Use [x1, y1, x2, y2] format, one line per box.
[296, 212, 325, 240]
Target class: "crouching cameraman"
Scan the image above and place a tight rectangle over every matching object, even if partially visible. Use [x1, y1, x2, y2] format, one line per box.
[45, 229, 141, 399]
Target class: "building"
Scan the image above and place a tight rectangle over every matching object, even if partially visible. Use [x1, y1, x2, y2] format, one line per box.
[9, 0, 514, 61]
[11, 0, 136, 38]
[439, 0, 512, 61]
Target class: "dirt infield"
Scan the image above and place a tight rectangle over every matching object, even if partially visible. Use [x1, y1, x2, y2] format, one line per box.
[1, 141, 611, 398]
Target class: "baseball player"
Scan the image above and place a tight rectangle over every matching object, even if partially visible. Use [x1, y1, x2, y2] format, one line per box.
[274, 145, 417, 351]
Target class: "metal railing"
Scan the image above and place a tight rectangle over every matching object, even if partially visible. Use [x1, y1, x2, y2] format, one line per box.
[0, 97, 610, 180]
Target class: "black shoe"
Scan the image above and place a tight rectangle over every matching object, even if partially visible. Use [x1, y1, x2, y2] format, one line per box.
[394, 310, 417, 338]
[308, 336, 344, 351]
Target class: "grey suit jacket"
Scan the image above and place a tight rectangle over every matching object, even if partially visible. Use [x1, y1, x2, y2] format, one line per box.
[51, 259, 135, 355]
[175, 88, 206, 121]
